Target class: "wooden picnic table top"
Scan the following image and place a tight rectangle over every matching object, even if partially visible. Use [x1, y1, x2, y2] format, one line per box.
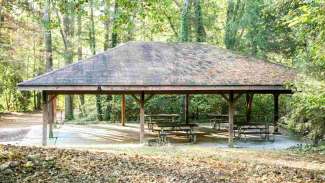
[145, 114, 180, 117]
[235, 121, 269, 126]
[207, 113, 246, 117]
[207, 113, 228, 117]
[155, 122, 198, 128]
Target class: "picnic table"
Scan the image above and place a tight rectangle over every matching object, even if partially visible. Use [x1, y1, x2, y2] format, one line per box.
[152, 122, 198, 143]
[207, 113, 228, 130]
[145, 114, 180, 130]
[235, 122, 271, 140]
[208, 113, 246, 130]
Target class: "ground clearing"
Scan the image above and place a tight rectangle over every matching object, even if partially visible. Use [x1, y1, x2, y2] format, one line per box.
[0, 145, 324, 183]
[0, 112, 324, 182]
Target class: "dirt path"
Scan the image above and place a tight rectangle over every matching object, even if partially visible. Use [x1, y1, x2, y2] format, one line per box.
[0, 112, 41, 128]
[0, 112, 42, 142]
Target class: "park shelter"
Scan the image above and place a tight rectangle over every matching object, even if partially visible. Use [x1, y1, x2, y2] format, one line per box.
[18, 41, 297, 146]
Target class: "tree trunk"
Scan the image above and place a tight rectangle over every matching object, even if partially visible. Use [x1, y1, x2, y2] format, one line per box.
[103, 0, 110, 51]
[61, 3, 75, 120]
[111, 0, 118, 48]
[104, 0, 119, 121]
[88, 0, 103, 121]
[179, 0, 191, 121]
[194, 0, 205, 42]
[77, 6, 85, 117]
[43, 0, 53, 73]
[180, 0, 191, 42]
[43, 0, 54, 137]
[103, 0, 112, 121]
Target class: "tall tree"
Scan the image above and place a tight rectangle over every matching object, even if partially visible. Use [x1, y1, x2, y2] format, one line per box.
[77, 2, 85, 117]
[179, 0, 191, 121]
[43, 0, 53, 73]
[103, 0, 110, 51]
[194, 0, 205, 42]
[180, 0, 191, 42]
[103, 0, 112, 121]
[224, 0, 245, 50]
[111, 0, 118, 48]
[42, 0, 53, 137]
[110, 0, 119, 122]
[88, 0, 103, 121]
[56, 1, 76, 120]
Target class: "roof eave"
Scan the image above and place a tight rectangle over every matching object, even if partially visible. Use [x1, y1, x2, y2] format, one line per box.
[17, 84, 293, 94]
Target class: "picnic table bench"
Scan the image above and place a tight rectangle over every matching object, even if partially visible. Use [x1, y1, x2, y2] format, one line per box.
[145, 114, 180, 130]
[152, 123, 198, 143]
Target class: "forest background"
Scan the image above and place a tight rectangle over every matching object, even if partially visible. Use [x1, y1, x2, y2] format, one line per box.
[0, 0, 324, 144]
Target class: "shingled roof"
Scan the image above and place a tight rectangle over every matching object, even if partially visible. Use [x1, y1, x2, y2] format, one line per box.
[18, 41, 296, 93]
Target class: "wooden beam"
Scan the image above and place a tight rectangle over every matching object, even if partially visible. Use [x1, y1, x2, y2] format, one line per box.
[144, 94, 155, 103]
[185, 94, 189, 124]
[121, 94, 126, 126]
[273, 93, 279, 133]
[42, 91, 48, 146]
[18, 85, 293, 94]
[233, 93, 243, 103]
[221, 93, 242, 104]
[139, 92, 145, 144]
[220, 93, 229, 102]
[228, 93, 235, 147]
[131, 94, 141, 104]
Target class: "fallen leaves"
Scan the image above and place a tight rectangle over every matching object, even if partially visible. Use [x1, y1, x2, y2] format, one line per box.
[0, 144, 324, 183]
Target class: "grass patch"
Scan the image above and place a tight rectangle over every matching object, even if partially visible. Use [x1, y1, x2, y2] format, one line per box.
[288, 142, 325, 155]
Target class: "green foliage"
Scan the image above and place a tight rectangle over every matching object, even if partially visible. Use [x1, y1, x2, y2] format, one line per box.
[225, 0, 300, 58]
[223, 0, 324, 144]
[284, 77, 325, 145]
[0, 64, 31, 112]
[224, 0, 245, 50]
[280, 1, 325, 144]
[288, 143, 325, 155]
[284, 0, 325, 78]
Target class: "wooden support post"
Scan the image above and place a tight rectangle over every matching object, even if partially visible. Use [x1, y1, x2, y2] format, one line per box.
[273, 93, 279, 133]
[228, 93, 235, 147]
[139, 92, 145, 144]
[42, 91, 48, 146]
[245, 93, 254, 123]
[121, 94, 126, 126]
[185, 94, 189, 124]
[48, 95, 55, 138]
[53, 97, 57, 124]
